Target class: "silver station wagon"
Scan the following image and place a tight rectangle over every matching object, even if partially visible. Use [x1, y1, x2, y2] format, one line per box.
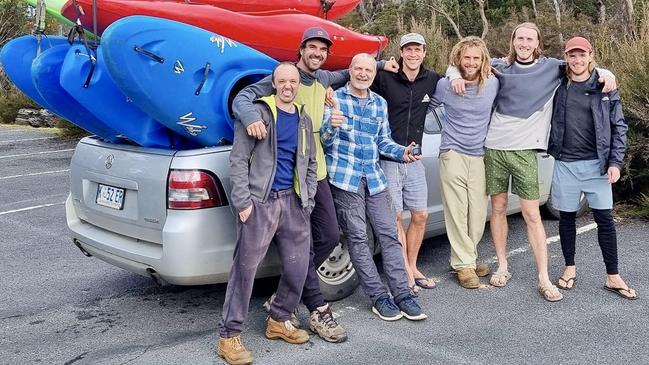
[66, 108, 575, 300]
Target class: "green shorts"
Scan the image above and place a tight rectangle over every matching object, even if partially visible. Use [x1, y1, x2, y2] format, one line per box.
[484, 148, 540, 200]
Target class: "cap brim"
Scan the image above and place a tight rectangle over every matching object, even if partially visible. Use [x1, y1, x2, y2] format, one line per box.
[303, 36, 333, 47]
[565, 46, 591, 53]
[400, 41, 426, 48]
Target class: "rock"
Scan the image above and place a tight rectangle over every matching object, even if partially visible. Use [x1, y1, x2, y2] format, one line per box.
[14, 108, 58, 127]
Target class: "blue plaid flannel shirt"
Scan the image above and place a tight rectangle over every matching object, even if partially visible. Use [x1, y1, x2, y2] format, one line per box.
[320, 83, 406, 195]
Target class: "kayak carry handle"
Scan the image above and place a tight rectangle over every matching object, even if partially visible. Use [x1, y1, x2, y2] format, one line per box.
[195, 62, 211, 96]
[134, 46, 165, 63]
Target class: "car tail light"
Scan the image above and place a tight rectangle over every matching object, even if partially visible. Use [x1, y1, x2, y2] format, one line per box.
[167, 169, 228, 210]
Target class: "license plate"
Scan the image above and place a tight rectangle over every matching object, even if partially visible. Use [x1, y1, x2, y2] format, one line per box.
[96, 184, 125, 210]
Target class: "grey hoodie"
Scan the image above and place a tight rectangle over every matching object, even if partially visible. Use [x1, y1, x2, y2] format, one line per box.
[229, 95, 318, 214]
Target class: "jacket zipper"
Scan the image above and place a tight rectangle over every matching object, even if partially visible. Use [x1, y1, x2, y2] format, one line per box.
[406, 86, 413, 143]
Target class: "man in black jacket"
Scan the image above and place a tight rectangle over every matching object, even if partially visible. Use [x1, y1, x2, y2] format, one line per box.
[371, 33, 441, 292]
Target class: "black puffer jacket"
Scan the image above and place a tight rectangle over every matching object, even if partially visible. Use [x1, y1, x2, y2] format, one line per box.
[548, 70, 628, 175]
[371, 61, 441, 149]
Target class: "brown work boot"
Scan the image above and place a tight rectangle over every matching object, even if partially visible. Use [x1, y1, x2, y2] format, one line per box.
[265, 316, 310, 344]
[217, 336, 254, 365]
[457, 268, 480, 289]
[262, 293, 300, 327]
[309, 304, 348, 343]
[475, 263, 491, 278]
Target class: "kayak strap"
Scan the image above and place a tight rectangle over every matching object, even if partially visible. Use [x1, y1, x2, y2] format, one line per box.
[133, 46, 165, 63]
[320, 0, 334, 19]
[67, 22, 98, 88]
[32, 0, 47, 55]
[195, 63, 211, 96]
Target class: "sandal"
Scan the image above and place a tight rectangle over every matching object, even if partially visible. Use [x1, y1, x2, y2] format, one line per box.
[489, 271, 512, 287]
[538, 284, 563, 302]
[557, 276, 576, 290]
[414, 277, 437, 289]
[604, 285, 638, 300]
[408, 284, 420, 297]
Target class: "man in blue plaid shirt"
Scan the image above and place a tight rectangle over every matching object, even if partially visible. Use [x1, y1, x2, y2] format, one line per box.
[320, 53, 427, 322]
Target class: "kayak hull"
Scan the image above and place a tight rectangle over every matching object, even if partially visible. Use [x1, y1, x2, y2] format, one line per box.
[60, 44, 196, 148]
[31, 44, 124, 142]
[1, 35, 69, 110]
[61, 0, 388, 70]
[100, 15, 279, 146]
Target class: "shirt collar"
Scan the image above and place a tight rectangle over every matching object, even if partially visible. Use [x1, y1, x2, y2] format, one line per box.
[341, 82, 378, 102]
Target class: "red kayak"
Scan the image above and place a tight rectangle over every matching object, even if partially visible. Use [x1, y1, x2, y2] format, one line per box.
[192, 0, 361, 20]
[61, 0, 388, 70]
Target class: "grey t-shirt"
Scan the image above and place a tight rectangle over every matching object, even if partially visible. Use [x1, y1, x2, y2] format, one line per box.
[560, 78, 598, 161]
[430, 76, 499, 156]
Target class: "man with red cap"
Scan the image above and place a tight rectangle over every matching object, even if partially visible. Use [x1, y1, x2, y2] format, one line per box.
[547, 36, 636, 300]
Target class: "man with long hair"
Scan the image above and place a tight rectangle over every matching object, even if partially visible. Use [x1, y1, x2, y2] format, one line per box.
[429, 36, 499, 288]
[448, 23, 616, 302]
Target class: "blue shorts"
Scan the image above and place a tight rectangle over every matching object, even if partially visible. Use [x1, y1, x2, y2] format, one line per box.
[551, 159, 612, 211]
[379, 159, 428, 213]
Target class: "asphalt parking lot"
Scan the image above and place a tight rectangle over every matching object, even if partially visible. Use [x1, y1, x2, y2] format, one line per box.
[1, 124, 647, 365]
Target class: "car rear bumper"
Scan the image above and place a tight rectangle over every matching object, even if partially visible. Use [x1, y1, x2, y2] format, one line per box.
[66, 195, 281, 285]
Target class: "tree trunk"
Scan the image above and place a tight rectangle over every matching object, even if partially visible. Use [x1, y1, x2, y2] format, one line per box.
[597, 0, 606, 24]
[550, 0, 563, 43]
[476, 0, 489, 39]
[625, 0, 636, 37]
[427, 2, 463, 39]
[531, 0, 538, 18]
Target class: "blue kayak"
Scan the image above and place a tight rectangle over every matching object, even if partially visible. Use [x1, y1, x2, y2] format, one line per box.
[31, 44, 124, 142]
[100, 15, 278, 146]
[1, 35, 69, 110]
[59, 43, 197, 148]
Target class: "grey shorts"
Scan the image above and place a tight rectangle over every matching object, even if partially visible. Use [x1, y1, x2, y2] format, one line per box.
[379, 159, 428, 213]
[551, 159, 613, 211]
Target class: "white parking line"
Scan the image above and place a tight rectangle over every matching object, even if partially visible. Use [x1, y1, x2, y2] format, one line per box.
[0, 169, 70, 180]
[0, 136, 57, 143]
[0, 202, 65, 216]
[0, 149, 74, 159]
[484, 222, 599, 264]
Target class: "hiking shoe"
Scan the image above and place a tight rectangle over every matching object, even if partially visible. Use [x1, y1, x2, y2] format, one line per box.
[457, 268, 480, 289]
[217, 335, 255, 365]
[265, 316, 310, 344]
[309, 304, 348, 343]
[397, 295, 427, 321]
[475, 263, 491, 277]
[371, 295, 403, 321]
[262, 293, 300, 327]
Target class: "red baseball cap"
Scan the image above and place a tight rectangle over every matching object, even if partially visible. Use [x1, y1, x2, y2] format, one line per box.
[564, 37, 593, 53]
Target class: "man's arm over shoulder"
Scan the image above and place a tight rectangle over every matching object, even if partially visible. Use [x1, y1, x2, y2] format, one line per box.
[229, 120, 256, 213]
[232, 75, 274, 127]
[315, 69, 349, 89]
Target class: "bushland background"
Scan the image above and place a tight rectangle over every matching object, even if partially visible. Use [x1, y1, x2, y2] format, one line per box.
[1, 0, 647, 217]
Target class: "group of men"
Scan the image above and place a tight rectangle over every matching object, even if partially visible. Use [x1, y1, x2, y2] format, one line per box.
[216, 22, 618, 365]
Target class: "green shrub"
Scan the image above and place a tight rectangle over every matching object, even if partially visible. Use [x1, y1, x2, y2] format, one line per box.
[0, 87, 38, 124]
[595, 10, 649, 206]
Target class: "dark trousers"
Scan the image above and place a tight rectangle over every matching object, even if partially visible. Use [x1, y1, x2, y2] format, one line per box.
[220, 190, 311, 338]
[331, 179, 409, 306]
[301, 179, 340, 312]
[559, 209, 619, 274]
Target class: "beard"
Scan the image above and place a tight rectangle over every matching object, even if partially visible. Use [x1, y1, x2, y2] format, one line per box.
[459, 66, 480, 82]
